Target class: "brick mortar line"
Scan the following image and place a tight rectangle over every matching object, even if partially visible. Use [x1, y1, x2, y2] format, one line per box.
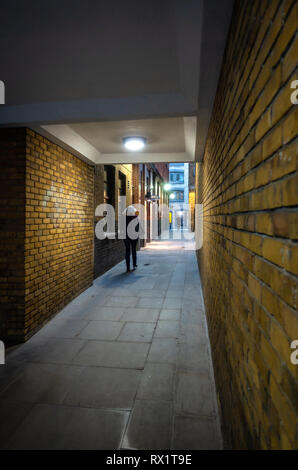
[203, 283, 296, 424]
[206, 13, 297, 170]
[202, 216, 298, 243]
[202, 162, 298, 211]
[202, 39, 297, 194]
[202, 102, 297, 205]
[203, 221, 298, 247]
[225, 268, 297, 391]
[202, 226, 298, 307]
[212, 0, 267, 140]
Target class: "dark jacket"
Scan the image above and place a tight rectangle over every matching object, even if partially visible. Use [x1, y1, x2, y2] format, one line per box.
[125, 215, 139, 241]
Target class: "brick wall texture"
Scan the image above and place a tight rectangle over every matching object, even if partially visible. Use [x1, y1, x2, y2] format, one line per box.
[1, 128, 94, 344]
[25, 129, 94, 341]
[0, 131, 151, 343]
[197, 0, 297, 449]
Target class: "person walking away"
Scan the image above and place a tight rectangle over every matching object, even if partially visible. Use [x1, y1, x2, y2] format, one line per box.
[124, 205, 139, 273]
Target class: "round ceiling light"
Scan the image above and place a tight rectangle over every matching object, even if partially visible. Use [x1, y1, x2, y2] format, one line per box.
[123, 136, 146, 152]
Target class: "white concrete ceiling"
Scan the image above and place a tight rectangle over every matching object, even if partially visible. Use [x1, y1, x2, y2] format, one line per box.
[0, 0, 233, 162]
[41, 117, 197, 164]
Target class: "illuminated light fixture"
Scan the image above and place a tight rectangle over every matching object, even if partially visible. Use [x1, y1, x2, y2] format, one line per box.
[169, 193, 175, 199]
[164, 183, 171, 191]
[123, 136, 146, 152]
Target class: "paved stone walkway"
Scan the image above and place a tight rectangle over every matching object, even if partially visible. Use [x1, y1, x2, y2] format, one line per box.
[0, 240, 222, 450]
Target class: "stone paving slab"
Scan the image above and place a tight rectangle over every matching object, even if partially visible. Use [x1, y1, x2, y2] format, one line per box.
[63, 366, 141, 409]
[35, 318, 88, 339]
[175, 371, 216, 417]
[117, 322, 155, 343]
[160, 309, 181, 321]
[122, 399, 173, 450]
[85, 306, 126, 321]
[147, 338, 179, 365]
[6, 404, 129, 450]
[0, 240, 222, 450]
[72, 340, 150, 369]
[120, 308, 160, 323]
[0, 401, 33, 450]
[0, 362, 83, 405]
[173, 415, 222, 450]
[155, 320, 180, 339]
[78, 320, 124, 341]
[136, 363, 175, 401]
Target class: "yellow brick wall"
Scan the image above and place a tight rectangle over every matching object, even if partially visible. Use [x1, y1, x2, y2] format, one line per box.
[115, 164, 133, 219]
[1, 129, 132, 343]
[189, 190, 195, 232]
[24, 129, 94, 340]
[197, 0, 297, 449]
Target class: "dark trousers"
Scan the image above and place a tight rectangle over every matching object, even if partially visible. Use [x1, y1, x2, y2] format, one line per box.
[124, 239, 137, 270]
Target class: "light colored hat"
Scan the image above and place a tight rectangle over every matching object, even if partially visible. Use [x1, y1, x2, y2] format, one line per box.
[126, 205, 137, 216]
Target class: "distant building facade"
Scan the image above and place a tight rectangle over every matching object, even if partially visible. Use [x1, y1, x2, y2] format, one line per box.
[168, 163, 189, 230]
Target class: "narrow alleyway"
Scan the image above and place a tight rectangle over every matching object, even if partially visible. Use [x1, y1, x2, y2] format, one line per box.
[0, 241, 221, 450]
